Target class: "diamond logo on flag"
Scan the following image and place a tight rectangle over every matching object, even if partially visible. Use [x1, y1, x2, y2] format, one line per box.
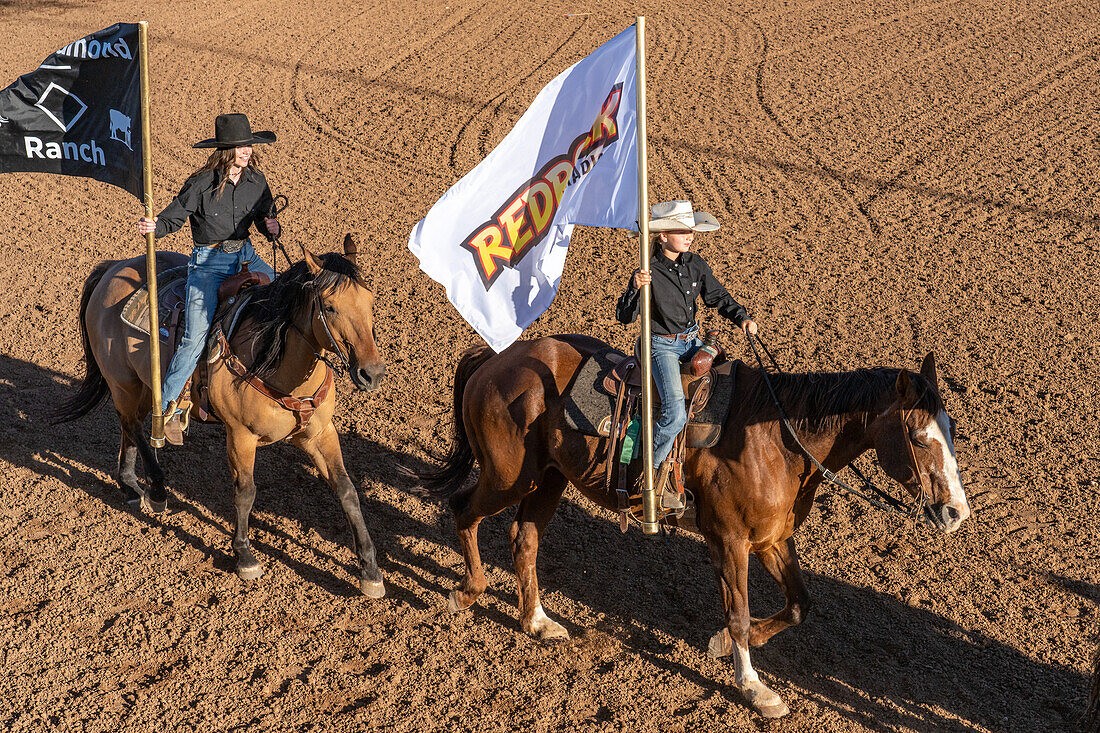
[34, 82, 88, 132]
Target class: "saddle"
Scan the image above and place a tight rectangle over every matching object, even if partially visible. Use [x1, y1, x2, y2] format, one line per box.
[602, 331, 726, 531]
[120, 263, 271, 435]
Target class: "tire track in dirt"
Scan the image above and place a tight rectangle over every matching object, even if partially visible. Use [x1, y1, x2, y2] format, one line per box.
[785, 0, 1080, 113]
[744, 15, 881, 235]
[763, 0, 967, 60]
[861, 34, 1100, 219]
[288, 3, 480, 182]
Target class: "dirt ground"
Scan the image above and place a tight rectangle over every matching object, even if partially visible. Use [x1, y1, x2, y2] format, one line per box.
[1, 0, 1098, 730]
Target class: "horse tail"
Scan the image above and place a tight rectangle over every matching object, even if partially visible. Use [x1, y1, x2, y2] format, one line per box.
[51, 261, 114, 424]
[414, 344, 495, 499]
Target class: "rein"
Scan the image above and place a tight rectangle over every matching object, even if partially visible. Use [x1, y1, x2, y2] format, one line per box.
[746, 333, 922, 517]
[267, 194, 293, 275]
[312, 290, 351, 376]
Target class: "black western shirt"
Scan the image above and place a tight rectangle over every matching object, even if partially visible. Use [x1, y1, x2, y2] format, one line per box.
[616, 251, 749, 335]
[153, 167, 274, 245]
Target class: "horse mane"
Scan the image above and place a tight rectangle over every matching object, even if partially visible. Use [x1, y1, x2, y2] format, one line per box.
[242, 253, 363, 381]
[740, 366, 943, 432]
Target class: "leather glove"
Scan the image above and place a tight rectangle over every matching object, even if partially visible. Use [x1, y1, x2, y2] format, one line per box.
[264, 217, 281, 238]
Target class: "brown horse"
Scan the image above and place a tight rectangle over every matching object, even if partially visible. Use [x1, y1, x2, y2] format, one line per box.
[53, 236, 387, 597]
[417, 334, 971, 718]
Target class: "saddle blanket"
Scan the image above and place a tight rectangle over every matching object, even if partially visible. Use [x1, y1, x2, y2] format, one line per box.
[120, 265, 189, 341]
[563, 347, 738, 448]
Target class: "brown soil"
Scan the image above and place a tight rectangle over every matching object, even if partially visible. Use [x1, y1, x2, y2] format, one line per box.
[1, 1, 1097, 731]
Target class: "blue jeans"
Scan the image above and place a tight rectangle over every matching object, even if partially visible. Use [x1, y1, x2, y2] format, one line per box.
[651, 328, 702, 464]
[161, 239, 274, 411]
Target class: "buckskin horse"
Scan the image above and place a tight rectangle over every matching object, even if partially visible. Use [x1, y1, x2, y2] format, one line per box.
[52, 236, 387, 597]
[417, 333, 971, 718]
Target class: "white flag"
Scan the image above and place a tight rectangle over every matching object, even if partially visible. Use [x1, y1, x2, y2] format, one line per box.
[408, 26, 638, 352]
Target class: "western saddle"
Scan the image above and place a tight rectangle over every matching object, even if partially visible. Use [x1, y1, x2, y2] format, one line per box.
[601, 330, 725, 531]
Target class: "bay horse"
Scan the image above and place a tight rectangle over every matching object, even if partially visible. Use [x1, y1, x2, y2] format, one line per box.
[417, 334, 971, 718]
[52, 236, 387, 597]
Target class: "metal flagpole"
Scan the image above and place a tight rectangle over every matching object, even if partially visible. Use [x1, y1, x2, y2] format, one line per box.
[635, 16, 658, 535]
[138, 21, 165, 447]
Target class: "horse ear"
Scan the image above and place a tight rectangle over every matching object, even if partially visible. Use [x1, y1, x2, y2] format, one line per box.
[919, 351, 939, 391]
[895, 369, 916, 404]
[343, 234, 357, 266]
[303, 248, 323, 276]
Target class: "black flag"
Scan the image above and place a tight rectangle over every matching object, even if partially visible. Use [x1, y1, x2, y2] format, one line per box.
[0, 23, 142, 198]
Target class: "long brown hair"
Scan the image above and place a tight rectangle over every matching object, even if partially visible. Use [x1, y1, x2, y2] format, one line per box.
[193, 147, 262, 197]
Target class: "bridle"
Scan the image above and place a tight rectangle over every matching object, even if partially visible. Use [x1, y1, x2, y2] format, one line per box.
[290, 288, 352, 377]
[747, 332, 934, 518]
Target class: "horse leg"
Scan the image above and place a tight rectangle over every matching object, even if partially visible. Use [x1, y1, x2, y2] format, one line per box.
[707, 536, 789, 718]
[293, 425, 385, 598]
[111, 382, 167, 513]
[708, 537, 810, 654]
[226, 427, 263, 580]
[116, 412, 144, 507]
[449, 502, 486, 612]
[749, 538, 810, 646]
[510, 469, 567, 642]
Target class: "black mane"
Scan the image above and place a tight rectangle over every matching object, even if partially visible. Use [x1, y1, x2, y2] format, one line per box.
[242, 253, 362, 380]
[740, 366, 943, 432]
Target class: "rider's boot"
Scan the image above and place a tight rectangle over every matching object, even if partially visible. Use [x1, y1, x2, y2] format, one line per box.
[656, 460, 685, 512]
[162, 398, 184, 446]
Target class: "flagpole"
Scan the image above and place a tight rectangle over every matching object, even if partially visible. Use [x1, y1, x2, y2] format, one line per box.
[635, 17, 658, 535]
[138, 21, 165, 448]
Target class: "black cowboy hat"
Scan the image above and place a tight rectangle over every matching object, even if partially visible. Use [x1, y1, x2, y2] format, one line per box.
[193, 113, 276, 149]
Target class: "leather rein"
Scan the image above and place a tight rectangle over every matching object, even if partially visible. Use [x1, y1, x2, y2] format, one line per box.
[746, 333, 931, 517]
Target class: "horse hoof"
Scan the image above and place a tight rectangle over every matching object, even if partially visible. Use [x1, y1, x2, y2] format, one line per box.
[708, 629, 731, 659]
[743, 682, 789, 719]
[535, 624, 570, 644]
[236, 563, 264, 581]
[139, 492, 167, 514]
[757, 700, 790, 719]
[361, 578, 386, 599]
[447, 590, 474, 613]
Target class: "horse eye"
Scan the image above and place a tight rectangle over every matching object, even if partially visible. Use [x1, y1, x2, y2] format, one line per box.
[323, 304, 336, 314]
[908, 430, 929, 449]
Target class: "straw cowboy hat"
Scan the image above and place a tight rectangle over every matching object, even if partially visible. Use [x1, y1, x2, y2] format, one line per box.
[193, 113, 276, 149]
[648, 199, 720, 232]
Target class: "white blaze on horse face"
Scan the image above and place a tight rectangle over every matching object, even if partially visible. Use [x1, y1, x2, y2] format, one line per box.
[916, 410, 971, 531]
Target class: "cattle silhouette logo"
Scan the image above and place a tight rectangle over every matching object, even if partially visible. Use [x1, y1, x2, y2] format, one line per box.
[109, 109, 131, 150]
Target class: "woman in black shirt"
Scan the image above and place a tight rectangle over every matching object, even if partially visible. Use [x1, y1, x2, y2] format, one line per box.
[137, 113, 281, 443]
[617, 200, 758, 509]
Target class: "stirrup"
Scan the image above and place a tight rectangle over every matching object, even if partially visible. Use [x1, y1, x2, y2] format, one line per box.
[655, 461, 685, 511]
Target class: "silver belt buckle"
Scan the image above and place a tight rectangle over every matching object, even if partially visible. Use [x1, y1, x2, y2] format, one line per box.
[220, 238, 245, 253]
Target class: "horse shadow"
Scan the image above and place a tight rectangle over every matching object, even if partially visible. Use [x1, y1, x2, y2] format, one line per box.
[0, 353, 436, 601]
[3, 354, 1087, 730]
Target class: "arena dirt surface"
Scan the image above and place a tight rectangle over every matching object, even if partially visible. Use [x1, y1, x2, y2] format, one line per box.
[1, 0, 1098, 730]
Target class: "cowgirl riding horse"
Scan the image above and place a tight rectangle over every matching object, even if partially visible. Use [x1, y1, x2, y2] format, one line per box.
[137, 113, 281, 444]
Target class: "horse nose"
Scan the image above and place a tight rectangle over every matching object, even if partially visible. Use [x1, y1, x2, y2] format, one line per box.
[937, 501, 970, 533]
[355, 362, 386, 391]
